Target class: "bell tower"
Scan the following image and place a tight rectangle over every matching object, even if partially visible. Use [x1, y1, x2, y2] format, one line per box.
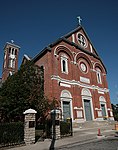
[2, 41, 20, 81]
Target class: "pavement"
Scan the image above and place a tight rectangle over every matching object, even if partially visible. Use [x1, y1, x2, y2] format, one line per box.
[6, 122, 118, 150]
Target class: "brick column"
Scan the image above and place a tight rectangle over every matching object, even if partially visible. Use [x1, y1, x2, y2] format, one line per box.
[23, 108, 37, 145]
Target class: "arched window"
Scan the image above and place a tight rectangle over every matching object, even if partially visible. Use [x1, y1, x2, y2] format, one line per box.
[9, 47, 11, 54]
[61, 54, 68, 74]
[12, 48, 14, 54]
[15, 49, 17, 55]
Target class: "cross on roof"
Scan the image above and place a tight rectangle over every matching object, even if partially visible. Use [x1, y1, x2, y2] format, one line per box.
[11, 40, 14, 43]
[77, 16, 82, 26]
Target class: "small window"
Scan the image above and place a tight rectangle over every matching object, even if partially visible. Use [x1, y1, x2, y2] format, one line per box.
[96, 68, 102, 84]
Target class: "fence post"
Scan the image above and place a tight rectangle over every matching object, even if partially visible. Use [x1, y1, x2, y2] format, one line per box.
[23, 108, 37, 145]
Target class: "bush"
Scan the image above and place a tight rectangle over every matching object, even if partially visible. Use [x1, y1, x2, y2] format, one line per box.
[0, 122, 24, 146]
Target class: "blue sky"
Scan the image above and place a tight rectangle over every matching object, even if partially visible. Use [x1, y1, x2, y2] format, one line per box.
[0, 0, 118, 104]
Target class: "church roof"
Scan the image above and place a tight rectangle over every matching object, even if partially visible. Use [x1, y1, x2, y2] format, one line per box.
[21, 54, 32, 65]
[32, 25, 107, 73]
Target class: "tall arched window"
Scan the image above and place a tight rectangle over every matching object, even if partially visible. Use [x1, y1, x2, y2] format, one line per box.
[61, 54, 68, 74]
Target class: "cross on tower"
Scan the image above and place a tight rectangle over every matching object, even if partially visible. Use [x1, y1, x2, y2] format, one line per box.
[77, 16, 82, 26]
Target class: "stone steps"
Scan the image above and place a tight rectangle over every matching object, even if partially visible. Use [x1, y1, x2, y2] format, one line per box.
[73, 120, 116, 129]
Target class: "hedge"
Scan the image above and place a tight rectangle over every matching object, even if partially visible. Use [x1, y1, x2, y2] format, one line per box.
[0, 122, 24, 146]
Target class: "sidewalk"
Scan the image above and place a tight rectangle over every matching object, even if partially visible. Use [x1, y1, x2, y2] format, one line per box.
[7, 123, 117, 150]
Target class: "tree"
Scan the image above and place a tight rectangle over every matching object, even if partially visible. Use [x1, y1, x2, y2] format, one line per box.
[0, 61, 49, 122]
[111, 103, 118, 121]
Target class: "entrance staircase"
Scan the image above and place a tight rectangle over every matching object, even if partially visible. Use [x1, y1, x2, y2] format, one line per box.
[73, 120, 116, 130]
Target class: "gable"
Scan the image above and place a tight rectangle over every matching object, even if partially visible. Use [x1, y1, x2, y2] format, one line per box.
[64, 26, 99, 57]
[32, 25, 107, 73]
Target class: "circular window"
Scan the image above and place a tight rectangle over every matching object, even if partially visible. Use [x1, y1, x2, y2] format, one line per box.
[79, 61, 88, 73]
[80, 63, 87, 72]
[77, 33, 87, 47]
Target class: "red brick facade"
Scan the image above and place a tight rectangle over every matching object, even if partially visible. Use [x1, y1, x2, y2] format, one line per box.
[1, 26, 114, 122]
[33, 26, 114, 122]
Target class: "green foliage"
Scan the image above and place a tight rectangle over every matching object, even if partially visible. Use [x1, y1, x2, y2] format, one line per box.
[60, 121, 71, 135]
[0, 61, 49, 122]
[0, 122, 24, 146]
[111, 104, 118, 121]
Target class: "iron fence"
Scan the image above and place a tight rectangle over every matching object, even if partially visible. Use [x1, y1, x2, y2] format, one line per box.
[0, 122, 24, 148]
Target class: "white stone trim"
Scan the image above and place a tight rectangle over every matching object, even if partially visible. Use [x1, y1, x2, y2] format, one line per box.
[72, 34, 75, 43]
[99, 96, 106, 102]
[74, 107, 83, 110]
[51, 75, 109, 93]
[60, 83, 71, 88]
[23, 108, 37, 114]
[60, 90, 73, 121]
[54, 45, 72, 56]
[90, 43, 93, 53]
[98, 90, 104, 94]
[80, 76, 90, 84]
[74, 52, 93, 69]
[95, 108, 102, 111]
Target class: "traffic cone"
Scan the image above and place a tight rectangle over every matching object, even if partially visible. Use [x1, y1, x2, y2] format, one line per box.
[97, 128, 102, 136]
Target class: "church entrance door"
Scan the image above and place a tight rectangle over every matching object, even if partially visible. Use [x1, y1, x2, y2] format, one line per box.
[63, 101, 71, 120]
[84, 100, 92, 121]
[101, 104, 106, 117]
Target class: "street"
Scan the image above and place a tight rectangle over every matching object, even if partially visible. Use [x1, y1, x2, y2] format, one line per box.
[58, 137, 118, 150]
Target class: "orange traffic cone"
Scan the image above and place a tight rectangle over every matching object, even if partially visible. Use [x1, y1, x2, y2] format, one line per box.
[97, 128, 102, 136]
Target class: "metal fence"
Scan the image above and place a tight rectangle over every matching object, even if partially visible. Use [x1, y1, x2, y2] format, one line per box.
[0, 122, 24, 148]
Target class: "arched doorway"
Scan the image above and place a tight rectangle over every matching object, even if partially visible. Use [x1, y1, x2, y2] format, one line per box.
[99, 96, 108, 118]
[81, 88, 94, 121]
[60, 90, 73, 121]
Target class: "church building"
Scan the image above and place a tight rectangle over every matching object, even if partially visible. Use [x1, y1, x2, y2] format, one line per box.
[1, 22, 114, 122]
